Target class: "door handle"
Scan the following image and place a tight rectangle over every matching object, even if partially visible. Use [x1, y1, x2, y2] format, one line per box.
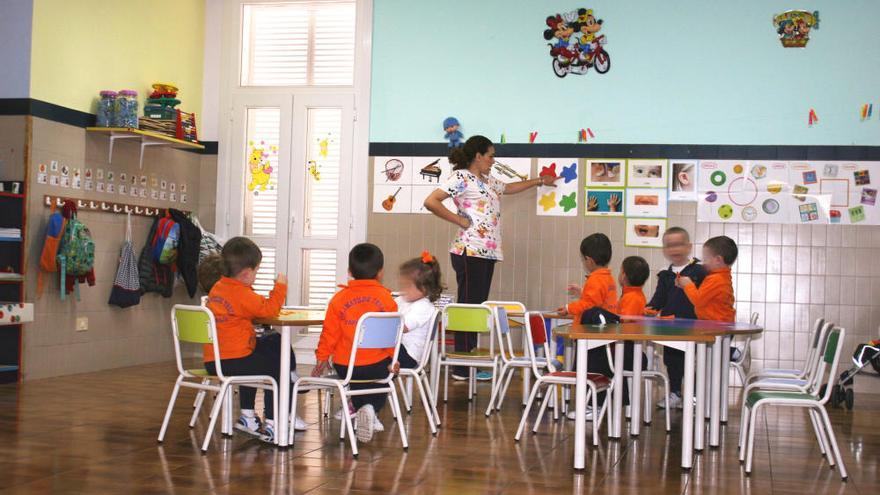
[289, 213, 296, 239]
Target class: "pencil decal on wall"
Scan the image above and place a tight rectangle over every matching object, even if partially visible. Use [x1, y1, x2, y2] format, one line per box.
[529, 131, 538, 143]
[808, 108, 818, 126]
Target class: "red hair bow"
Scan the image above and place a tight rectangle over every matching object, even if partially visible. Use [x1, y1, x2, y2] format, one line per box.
[421, 250, 434, 263]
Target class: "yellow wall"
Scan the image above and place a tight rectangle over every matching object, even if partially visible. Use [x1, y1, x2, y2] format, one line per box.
[30, 0, 205, 117]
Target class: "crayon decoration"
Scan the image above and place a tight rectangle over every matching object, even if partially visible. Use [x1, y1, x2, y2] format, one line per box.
[578, 129, 588, 142]
[808, 108, 818, 126]
[587, 128, 595, 138]
[861, 104, 873, 121]
[500, 132, 506, 144]
[529, 131, 538, 143]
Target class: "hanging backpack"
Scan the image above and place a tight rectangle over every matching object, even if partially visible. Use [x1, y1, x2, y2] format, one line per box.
[139, 216, 175, 298]
[108, 212, 141, 308]
[169, 209, 202, 298]
[36, 201, 69, 297]
[150, 213, 179, 265]
[57, 208, 96, 301]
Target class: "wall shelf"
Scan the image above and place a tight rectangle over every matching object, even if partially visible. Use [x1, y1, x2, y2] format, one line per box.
[86, 127, 205, 169]
[0, 237, 22, 242]
[0, 365, 19, 373]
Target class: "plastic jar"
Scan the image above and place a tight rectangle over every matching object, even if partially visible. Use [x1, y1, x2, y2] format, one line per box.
[116, 90, 139, 128]
[96, 90, 117, 127]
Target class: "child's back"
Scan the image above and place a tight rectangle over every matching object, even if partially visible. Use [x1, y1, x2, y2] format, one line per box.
[317, 279, 397, 366]
[618, 256, 649, 316]
[678, 235, 737, 322]
[205, 275, 285, 361]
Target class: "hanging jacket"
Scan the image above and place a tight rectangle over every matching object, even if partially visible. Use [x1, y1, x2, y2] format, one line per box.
[169, 209, 201, 298]
[139, 216, 174, 297]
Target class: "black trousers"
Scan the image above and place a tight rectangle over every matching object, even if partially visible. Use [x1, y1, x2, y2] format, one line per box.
[450, 253, 496, 375]
[398, 346, 419, 369]
[205, 332, 294, 420]
[664, 348, 685, 395]
[334, 357, 393, 412]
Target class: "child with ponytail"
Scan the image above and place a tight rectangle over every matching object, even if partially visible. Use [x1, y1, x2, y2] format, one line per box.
[395, 251, 444, 368]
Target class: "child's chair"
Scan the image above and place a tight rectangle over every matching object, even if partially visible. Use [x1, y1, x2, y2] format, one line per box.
[485, 306, 551, 416]
[158, 304, 279, 452]
[394, 309, 442, 435]
[729, 312, 760, 386]
[737, 320, 834, 448]
[289, 312, 407, 458]
[437, 304, 498, 404]
[745, 317, 825, 383]
[515, 312, 612, 445]
[739, 326, 848, 480]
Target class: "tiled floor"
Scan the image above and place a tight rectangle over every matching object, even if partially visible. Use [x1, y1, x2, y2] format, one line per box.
[0, 362, 877, 494]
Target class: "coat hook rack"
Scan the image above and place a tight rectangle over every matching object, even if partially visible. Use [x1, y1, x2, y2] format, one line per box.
[43, 195, 190, 218]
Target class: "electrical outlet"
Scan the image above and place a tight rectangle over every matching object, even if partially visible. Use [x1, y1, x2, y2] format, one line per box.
[75, 317, 88, 332]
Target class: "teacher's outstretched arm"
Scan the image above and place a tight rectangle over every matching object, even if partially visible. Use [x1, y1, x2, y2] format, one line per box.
[424, 189, 470, 229]
[503, 175, 559, 195]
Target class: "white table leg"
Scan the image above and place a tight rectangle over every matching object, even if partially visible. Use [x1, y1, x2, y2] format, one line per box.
[277, 326, 291, 447]
[611, 342, 625, 439]
[681, 341, 696, 469]
[694, 342, 707, 451]
[710, 336, 723, 447]
[644, 342, 654, 425]
[630, 342, 643, 436]
[574, 339, 588, 470]
[720, 335, 731, 423]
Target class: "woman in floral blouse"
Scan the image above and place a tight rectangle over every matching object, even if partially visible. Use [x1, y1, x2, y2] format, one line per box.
[424, 135, 557, 379]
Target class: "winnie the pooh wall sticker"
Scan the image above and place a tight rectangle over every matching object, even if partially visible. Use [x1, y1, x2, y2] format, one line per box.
[543, 8, 610, 78]
[247, 140, 277, 194]
[774, 10, 819, 48]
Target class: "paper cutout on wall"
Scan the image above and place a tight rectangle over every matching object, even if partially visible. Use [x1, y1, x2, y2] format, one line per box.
[585, 188, 624, 217]
[585, 159, 624, 188]
[247, 140, 277, 195]
[774, 10, 819, 48]
[543, 8, 610, 78]
[375, 157, 412, 184]
[373, 184, 411, 214]
[492, 158, 531, 184]
[697, 160, 880, 225]
[669, 159, 698, 201]
[413, 157, 452, 185]
[536, 158, 578, 216]
[625, 188, 668, 218]
[625, 218, 666, 248]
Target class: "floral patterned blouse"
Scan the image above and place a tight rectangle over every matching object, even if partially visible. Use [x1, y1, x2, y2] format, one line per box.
[440, 169, 506, 260]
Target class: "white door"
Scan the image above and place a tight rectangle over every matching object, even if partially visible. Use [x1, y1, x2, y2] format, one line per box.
[230, 94, 354, 305]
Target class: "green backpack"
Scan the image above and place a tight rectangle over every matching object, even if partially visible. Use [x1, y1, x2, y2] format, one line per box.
[57, 213, 95, 300]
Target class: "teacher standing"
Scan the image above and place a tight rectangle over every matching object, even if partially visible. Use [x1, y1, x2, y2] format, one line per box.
[424, 135, 557, 379]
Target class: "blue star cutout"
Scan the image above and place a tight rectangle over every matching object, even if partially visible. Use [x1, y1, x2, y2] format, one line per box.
[560, 162, 578, 184]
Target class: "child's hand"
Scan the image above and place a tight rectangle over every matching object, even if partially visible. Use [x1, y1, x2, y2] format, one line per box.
[676, 276, 694, 288]
[311, 360, 329, 377]
[388, 361, 400, 375]
[555, 305, 571, 317]
[276, 273, 288, 285]
[644, 307, 659, 316]
[567, 284, 581, 297]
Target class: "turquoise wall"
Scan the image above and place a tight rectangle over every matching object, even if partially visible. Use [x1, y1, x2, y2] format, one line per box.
[370, 1, 880, 146]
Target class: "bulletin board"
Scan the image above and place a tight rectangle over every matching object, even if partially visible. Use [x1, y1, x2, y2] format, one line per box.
[696, 160, 880, 225]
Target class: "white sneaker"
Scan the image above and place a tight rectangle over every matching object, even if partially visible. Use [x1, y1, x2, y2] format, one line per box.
[373, 415, 385, 432]
[566, 407, 594, 421]
[333, 402, 356, 420]
[293, 415, 307, 432]
[658, 393, 683, 409]
[356, 405, 376, 443]
[451, 374, 468, 381]
[234, 414, 263, 438]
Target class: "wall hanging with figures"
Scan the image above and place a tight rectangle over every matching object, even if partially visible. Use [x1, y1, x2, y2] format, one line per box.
[247, 140, 277, 194]
[773, 10, 819, 48]
[543, 7, 610, 78]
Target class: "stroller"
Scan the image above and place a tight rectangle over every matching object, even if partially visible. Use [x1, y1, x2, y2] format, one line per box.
[830, 339, 880, 409]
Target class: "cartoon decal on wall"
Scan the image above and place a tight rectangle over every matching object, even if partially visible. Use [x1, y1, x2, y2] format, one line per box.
[247, 140, 277, 194]
[543, 8, 610, 78]
[774, 10, 819, 48]
[443, 117, 464, 147]
[308, 160, 321, 182]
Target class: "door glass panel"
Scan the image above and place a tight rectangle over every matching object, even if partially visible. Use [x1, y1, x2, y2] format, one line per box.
[303, 107, 342, 238]
[243, 108, 281, 236]
[252, 247, 277, 296]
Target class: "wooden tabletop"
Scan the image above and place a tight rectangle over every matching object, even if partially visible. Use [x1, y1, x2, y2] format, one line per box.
[556, 318, 763, 343]
[254, 308, 326, 327]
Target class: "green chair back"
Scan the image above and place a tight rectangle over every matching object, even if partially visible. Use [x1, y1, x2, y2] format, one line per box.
[444, 305, 492, 333]
[823, 327, 841, 364]
[174, 306, 214, 344]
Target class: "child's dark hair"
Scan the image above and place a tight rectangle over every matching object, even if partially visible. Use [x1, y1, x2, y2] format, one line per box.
[198, 253, 226, 293]
[449, 135, 493, 170]
[579, 233, 612, 266]
[400, 254, 444, 302]
[704, 235, 738, 265]
[349, 243, 384, 280]
[621, 256, 650, 287]
[663, 226, 690, 242]
[221, 237, 262, 277]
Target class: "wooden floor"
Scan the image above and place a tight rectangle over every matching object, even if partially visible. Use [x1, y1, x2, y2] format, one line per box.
[0, 362, 878, 495]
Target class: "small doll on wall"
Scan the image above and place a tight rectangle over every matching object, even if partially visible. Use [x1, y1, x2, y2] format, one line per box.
[443, 117, 464, 148]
